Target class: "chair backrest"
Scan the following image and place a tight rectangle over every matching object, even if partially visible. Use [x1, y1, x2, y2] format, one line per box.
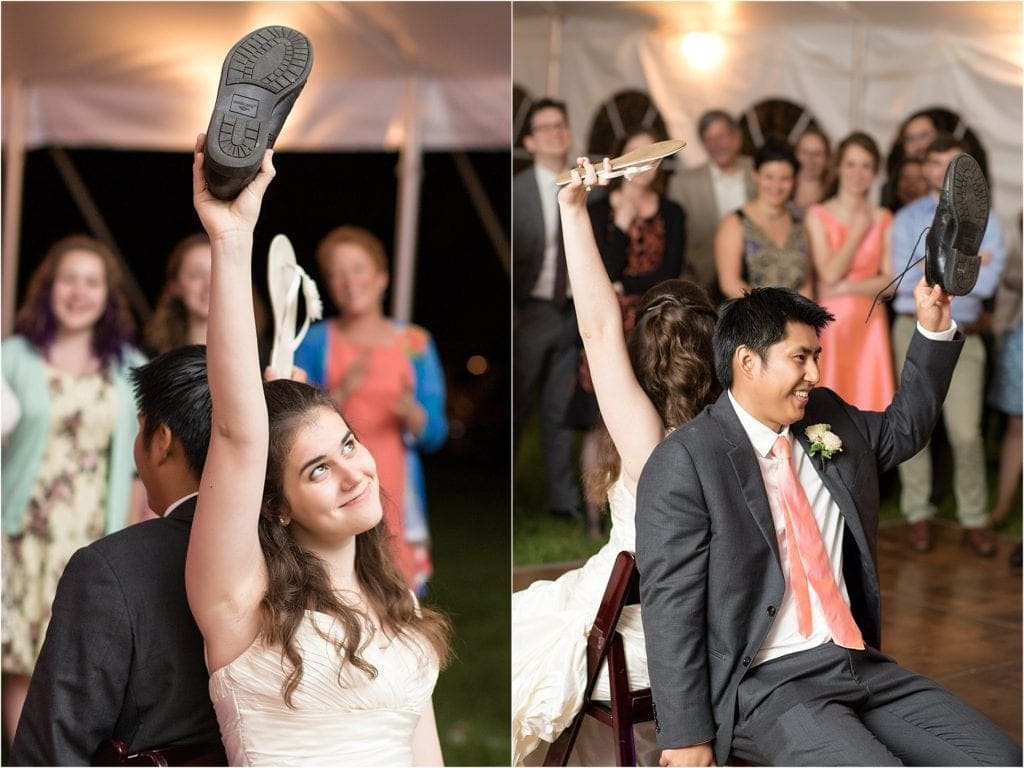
[544, 550, 650, 767]
[586, 551, 640, 681]
[92, 738, 228, 766]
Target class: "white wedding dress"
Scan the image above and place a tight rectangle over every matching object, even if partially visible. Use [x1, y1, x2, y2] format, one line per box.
[209, 610, 437, 766]
[512, 478, 657, 766]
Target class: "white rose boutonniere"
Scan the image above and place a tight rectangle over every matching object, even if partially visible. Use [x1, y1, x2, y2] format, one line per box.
[806, 423, 843, 461]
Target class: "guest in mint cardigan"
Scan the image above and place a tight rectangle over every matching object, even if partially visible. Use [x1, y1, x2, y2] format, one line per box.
[295, 226, 447, 594]
[1, 235, 146, 743]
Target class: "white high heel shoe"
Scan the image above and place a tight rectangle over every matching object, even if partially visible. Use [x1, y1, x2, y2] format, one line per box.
[267, 234, 322, 379]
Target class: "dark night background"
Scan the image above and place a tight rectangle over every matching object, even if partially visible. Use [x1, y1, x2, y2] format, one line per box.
[7, 147, 512, 762]
[13, 147, 510, 469]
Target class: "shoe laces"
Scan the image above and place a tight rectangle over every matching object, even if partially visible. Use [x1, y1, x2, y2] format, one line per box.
[866, 226, 928, 323]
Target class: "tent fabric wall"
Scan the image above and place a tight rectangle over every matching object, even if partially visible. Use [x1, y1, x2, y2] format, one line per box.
[2, 2, 511, 151]
[513, 2, 1023, 230]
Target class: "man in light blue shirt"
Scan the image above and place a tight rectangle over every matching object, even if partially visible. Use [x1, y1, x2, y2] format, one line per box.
[889, 134, 1005, 556]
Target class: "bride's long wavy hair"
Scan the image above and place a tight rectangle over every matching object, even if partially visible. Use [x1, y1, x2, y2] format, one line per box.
[584, 279, 720, 503]
[257, 379, 451, 707]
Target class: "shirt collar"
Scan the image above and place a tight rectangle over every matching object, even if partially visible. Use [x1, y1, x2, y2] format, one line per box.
[162, 491, 199, 518]
[728, 390, 790, 458]
[534, 163, 557, 186]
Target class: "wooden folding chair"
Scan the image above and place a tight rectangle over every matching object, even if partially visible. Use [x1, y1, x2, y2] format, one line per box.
[544, 550, 654, 767]
[92, 738, 227, 766]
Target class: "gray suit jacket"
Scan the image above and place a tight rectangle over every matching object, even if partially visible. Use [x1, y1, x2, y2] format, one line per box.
[666, 157, 756, 298]
[513, 165, 548, 305]
[635, 329, 963, 765]
[10, 497, 220, 766]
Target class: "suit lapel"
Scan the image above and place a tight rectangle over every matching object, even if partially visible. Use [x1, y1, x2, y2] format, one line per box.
[711, 396, 782, 568]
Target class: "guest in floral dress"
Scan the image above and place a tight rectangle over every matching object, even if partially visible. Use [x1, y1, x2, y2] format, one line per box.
[2, 235, 146, 743]
[294, 226, 447, 594]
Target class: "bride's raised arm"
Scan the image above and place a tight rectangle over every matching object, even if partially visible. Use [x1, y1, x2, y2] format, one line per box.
[558, 157, 664, 489]
[185, 136, 277, 672]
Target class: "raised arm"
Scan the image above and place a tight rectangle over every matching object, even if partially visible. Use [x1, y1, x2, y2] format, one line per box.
[558, 158, 663, 491]
[186, 136, 276, 671]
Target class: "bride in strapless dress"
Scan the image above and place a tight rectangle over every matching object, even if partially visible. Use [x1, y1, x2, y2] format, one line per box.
[187, 139, 450, 766]
[512, 157, 720, 766]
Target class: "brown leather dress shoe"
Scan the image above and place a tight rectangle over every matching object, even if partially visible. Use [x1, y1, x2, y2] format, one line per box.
[961, 527, 997, 558]
[907, 520, 933, 552]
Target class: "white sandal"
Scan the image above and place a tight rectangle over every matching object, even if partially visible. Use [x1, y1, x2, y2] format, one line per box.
[267, 234, 322, 379]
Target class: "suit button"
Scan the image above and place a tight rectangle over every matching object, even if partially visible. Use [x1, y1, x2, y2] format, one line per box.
[767, 605, 776, 616]
[742, 656, 752, 666]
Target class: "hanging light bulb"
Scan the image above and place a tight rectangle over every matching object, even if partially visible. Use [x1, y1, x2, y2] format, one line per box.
[680, 31, 724, 70]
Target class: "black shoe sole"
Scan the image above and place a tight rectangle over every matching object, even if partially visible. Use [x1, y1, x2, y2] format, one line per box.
[925, 154, 989, 296]
[203, 26, 313, 200]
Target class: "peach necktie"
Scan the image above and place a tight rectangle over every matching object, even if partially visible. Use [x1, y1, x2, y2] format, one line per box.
[772, 435, 864, 650]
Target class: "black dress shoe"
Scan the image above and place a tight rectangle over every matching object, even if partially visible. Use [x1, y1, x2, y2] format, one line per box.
[924, 153, 989, 296]
[204, 26, 313, 200]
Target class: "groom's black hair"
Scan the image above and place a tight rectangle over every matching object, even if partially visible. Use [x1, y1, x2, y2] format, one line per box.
[714, 287, 834, 389]
[130, 344, 211, 479]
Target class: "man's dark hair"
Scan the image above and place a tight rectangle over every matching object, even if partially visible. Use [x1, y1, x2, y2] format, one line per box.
[130, 344, 211, 478]
[697, 109, 738, 139]
[524, 97, 568, 135]
[925, 132, 969, 158]
[714, 288, 834, 389]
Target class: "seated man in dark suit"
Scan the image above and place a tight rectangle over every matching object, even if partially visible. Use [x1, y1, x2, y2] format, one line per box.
[10, 345, 221, 765]
[637, 285, 1021, 766]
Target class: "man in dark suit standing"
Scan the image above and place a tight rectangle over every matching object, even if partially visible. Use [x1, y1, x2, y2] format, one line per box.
[637, 285, 1020, 765]
[11, 345, 221, 765]
[513, 98, 582, 518]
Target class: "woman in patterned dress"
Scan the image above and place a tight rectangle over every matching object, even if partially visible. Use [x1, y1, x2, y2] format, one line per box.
[1, 235, 146, 741]
[715, 140, 813, 300]
[294, 227, 447, 594]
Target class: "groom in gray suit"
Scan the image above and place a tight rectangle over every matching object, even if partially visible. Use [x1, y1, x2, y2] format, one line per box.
[636, 285, 1020, 766]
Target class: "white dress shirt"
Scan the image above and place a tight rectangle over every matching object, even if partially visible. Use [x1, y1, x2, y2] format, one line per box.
[727, 392, 853, 666]
[710, 162, 749, 218]
[529, 164, 565, 301]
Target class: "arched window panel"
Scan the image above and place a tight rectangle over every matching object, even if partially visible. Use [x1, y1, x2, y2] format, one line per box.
[585, 89, 670, 167]
[884, 106, 989, 183]
[738, 98, 828, 156]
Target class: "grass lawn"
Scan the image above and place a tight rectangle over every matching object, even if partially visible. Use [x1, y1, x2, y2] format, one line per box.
[514, 408, 1022, 568]
[427, 455, 510, 766]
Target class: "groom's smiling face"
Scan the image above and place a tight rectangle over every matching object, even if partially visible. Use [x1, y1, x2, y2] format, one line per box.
[740, 321, 822, 432]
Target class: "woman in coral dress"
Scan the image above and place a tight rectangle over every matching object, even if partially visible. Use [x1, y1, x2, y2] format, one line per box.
[294, 227, 447, 593]
[805, 132, 896, 411]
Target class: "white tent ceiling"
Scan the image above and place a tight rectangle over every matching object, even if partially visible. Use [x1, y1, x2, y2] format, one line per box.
[2, 1, 511, 151]
[514, 1, 1023, 230]
[0, 1, 512, 335]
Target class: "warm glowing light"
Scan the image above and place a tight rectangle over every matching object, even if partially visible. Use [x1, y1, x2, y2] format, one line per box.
[466, 355, 488, 375]
[680, 32, 724, 70]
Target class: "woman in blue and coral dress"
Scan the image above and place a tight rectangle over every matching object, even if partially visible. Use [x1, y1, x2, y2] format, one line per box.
[295, 226, 447, 593]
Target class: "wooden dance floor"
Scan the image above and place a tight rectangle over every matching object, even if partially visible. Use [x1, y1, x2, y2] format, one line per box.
[513, 520, 1023, 745]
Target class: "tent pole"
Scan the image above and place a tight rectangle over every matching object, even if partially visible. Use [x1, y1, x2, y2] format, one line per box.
[2, 78, 28, 338]
[452, 152, 510, 276]
[849, 20, 867, 134]
[48, 147, 151, 323]
[546, 11, 563, 96]
[391, 78, 423, 324]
